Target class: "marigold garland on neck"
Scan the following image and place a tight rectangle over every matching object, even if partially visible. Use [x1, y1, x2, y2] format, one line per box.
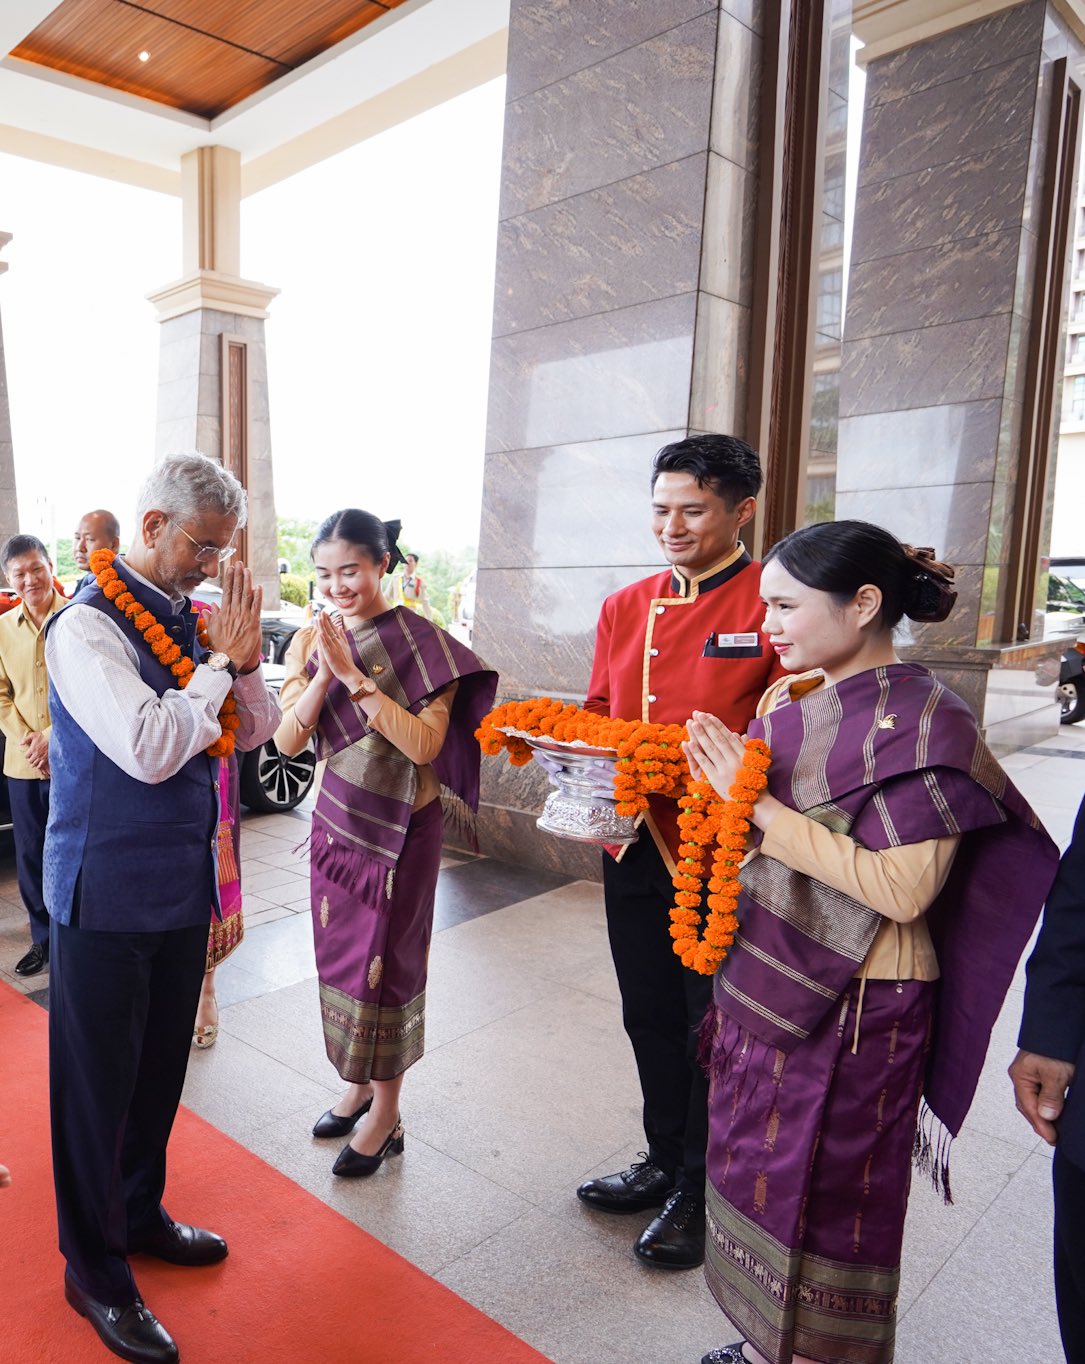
[477, 698, 772, 974]
[89, 548, 238, 759]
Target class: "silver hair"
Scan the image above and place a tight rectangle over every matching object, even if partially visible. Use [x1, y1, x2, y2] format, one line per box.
[135, 452, 248, 529]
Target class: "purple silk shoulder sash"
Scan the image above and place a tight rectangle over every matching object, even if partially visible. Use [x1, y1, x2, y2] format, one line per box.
[306, 607, 497, 910]
[716, 663, 1058, 1135]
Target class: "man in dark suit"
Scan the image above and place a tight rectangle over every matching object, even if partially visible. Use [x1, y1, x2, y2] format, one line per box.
[1010, 795, 1085, 1364]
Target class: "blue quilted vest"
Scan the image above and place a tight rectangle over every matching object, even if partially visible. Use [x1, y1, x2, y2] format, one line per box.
[44, 561, 218, 932]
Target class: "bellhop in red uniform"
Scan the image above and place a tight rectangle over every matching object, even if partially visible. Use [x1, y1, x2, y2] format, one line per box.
[574, 435, 785, 1272]
[586, 547, 778, 869]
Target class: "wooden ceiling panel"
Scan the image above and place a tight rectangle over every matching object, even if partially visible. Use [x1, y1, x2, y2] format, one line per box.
[134, 1, 399, 68]
[11, 0, 406, 118]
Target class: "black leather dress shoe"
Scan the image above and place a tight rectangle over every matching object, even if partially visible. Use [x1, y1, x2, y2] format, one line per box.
[312, 1096, 373, 1138]
[64, 1272, 178, 1364]
[14, 942, 48, 976]
[576, 1154, 673, 1213]
[129, 1219, 228, 1266]
[634, 1190, 706, 1269]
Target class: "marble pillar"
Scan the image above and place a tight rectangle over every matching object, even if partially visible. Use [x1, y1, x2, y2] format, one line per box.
[475, 2, 765, 874]
[0, 233, 15, 548]
[147, 148, 280, 603]
[839, 2, 1083, 752]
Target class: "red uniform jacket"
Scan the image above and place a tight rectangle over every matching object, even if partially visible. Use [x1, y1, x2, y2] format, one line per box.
[585, 546, 786, 868]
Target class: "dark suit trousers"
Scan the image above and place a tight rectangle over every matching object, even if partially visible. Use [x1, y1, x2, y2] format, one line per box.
[49, 917, 208, 1306]
[1055, 1147, 1085, 1364]
[8, 776, 50, 946]
[603, 827, 712, 1197]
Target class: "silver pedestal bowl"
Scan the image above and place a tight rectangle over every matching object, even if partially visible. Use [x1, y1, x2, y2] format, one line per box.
[497, 728, 638, 846]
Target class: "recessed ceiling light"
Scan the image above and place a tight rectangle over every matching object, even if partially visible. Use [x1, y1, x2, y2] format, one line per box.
[138, 50, 150, 62]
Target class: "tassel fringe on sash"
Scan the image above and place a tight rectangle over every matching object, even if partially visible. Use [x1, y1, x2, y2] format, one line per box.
[295, 826, 394, 911]
[913, 1100, 954, 1204]
[440, 785, 478, 851]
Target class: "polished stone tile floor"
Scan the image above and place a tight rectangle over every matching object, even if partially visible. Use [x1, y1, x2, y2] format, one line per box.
[2, 725, 1083, 1363]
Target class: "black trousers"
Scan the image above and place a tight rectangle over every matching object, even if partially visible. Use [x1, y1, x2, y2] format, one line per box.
[8, 776, 50, 946]
[49, 917, 208, 1306]
[603, 827, 712, 1197]
[1055, 1146, 1085, 1364]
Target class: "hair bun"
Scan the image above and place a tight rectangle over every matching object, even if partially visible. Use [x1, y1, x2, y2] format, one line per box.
[382, 518, 406, 571]
[902, 544, 957, 623]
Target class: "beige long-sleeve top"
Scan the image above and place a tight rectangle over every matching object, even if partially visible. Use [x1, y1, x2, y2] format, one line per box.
[752, 672, 957, 981]
[275, 623, 456, 810]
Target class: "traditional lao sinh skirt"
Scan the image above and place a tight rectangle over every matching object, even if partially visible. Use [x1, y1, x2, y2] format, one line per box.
[704, 979, 934, 1364]
[207, 755, 244, 972]
[311, 798, 444, 1083]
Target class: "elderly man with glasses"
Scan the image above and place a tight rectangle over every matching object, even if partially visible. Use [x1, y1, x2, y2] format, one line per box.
[43, 452, 280, 1364]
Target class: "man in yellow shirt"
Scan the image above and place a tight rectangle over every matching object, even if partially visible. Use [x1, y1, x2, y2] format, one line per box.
[0, 534, 66, 976]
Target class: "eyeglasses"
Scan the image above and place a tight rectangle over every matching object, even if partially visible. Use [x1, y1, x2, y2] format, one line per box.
[168, 519, 237, 564]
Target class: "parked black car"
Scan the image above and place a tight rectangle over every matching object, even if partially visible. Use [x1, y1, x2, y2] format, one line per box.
[238, 664, 316, 811]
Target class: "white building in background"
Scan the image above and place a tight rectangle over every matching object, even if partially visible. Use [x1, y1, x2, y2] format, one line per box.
[1053, 195, 1085, 556]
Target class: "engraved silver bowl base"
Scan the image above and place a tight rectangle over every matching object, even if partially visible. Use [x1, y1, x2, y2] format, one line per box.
[493, 725, 639, 847]
[534, 755, 638, 846]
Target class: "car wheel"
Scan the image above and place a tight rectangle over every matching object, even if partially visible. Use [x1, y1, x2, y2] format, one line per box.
[274, 632, 297, 664]
[239, 736, 316, 811]
[1059, 677, 1085, 725]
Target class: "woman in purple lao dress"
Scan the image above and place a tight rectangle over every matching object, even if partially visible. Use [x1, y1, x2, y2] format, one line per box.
[685, 522, 1058, 1364]
[275, 510, 496, 1177]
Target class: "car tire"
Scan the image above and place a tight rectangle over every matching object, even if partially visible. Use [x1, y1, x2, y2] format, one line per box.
[273, 633, 297, 664]
[239, 735, 317, 811]
[1059, 677, 1085, 725]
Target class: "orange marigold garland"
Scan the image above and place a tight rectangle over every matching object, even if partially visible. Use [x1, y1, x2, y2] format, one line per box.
[669, 738, 771, 975]
[90, 548, 237, 759]
[476, 698, 688, 812]
[477, 699, 772, 974]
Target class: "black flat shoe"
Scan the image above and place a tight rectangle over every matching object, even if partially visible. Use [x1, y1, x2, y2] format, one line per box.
[128, 1219, 228, 1266]
[65, 1271, 178, 1364]
[701, 1346, 749, 1364]
[15, 942, 48, 976]
[312, 1096, 373, 1138]
[576, 1153, 673, 1213]
[634, 1190, 705, 1269]
[332, 1120, 405, 1178]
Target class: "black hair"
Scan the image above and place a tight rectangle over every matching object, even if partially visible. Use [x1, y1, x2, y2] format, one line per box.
[651, 434, 763, 507]
[1, 533, 50, 570]
[763, 520, 957, 628]
[311, 510, 406, 570]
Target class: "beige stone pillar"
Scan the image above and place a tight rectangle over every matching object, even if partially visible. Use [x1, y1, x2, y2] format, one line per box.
[839, 1, 1085, 752]
[0, 232, 16, 548]
[474, 2, 765, 874]
[148, 147, 280, 603]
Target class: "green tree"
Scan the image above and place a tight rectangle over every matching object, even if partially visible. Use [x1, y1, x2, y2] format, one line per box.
[277, 518, 318, 580]
[399, 545, 476, 621]
[53, 537, 76, 576]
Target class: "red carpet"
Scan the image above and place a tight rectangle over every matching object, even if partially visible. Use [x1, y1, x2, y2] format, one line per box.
[0, 981, 549, 1363]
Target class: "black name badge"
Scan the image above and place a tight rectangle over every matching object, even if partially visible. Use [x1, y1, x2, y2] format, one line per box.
[703, 631, 763, 659]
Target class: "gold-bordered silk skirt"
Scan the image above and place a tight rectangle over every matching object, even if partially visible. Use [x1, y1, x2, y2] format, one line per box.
[312, 797, 442, 1083]
[705, 979, 933, 1364]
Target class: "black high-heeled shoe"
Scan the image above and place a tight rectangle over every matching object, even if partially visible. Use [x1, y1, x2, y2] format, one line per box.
[332, 1121, 405, 1178]
[312, 1096, 373, 1139]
